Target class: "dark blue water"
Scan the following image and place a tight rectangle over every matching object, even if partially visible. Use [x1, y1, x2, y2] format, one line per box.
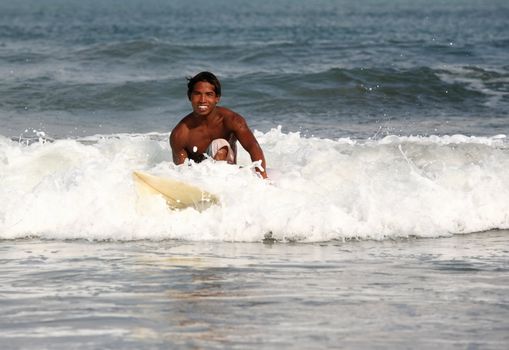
[1, 0, 508, 139]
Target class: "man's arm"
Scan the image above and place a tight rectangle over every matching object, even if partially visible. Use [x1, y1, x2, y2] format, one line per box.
[228, 113, 268, 179]
[169, 125, 188, 165]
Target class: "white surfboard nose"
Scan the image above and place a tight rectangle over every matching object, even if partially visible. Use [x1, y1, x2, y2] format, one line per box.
[132, 171, 219, 211]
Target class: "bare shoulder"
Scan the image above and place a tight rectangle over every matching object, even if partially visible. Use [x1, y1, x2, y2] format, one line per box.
[170, 115, 191, 145]
[218, 107, 248, 130]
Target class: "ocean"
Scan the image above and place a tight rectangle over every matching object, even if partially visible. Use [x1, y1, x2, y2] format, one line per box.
[1, 0, 509, 348]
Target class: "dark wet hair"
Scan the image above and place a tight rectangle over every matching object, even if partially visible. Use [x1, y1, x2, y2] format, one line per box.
[187, 71, 221, 99]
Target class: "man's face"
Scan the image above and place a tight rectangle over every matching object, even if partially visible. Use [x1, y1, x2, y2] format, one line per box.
[190, 81, 220, 116]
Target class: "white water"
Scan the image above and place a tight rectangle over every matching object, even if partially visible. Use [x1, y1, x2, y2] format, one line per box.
[1, 127, 509, 242]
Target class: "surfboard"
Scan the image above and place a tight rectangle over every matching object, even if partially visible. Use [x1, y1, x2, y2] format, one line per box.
[132, 171, 219, 211]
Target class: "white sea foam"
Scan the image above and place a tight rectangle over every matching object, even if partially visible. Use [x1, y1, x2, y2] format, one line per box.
[1, 128, 509, 242]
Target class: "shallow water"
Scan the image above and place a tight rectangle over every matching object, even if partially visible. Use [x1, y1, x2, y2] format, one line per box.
[2, 231, 508, 349]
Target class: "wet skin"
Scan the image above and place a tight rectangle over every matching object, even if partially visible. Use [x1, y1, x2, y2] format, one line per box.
[170, 81, 267, 178]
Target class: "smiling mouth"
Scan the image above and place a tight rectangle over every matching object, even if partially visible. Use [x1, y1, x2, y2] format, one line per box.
[198, 105, 208, 111]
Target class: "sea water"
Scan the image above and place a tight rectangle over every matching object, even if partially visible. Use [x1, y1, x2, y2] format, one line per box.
[2, 233, 508, 349]
[2, 130, 509, 241]
[1, 0, 509, 348]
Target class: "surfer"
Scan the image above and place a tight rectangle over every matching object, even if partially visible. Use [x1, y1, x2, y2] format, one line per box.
[170, 71, 268, 179]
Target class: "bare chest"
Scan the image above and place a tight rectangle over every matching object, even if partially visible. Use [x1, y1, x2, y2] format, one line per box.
[185, 123, 232, 155]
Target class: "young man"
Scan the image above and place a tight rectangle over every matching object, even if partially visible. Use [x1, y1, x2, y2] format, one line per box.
[170, 71, 268, 179]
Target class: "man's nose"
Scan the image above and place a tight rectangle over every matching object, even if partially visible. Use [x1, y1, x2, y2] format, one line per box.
[199, 94, 206, 102]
